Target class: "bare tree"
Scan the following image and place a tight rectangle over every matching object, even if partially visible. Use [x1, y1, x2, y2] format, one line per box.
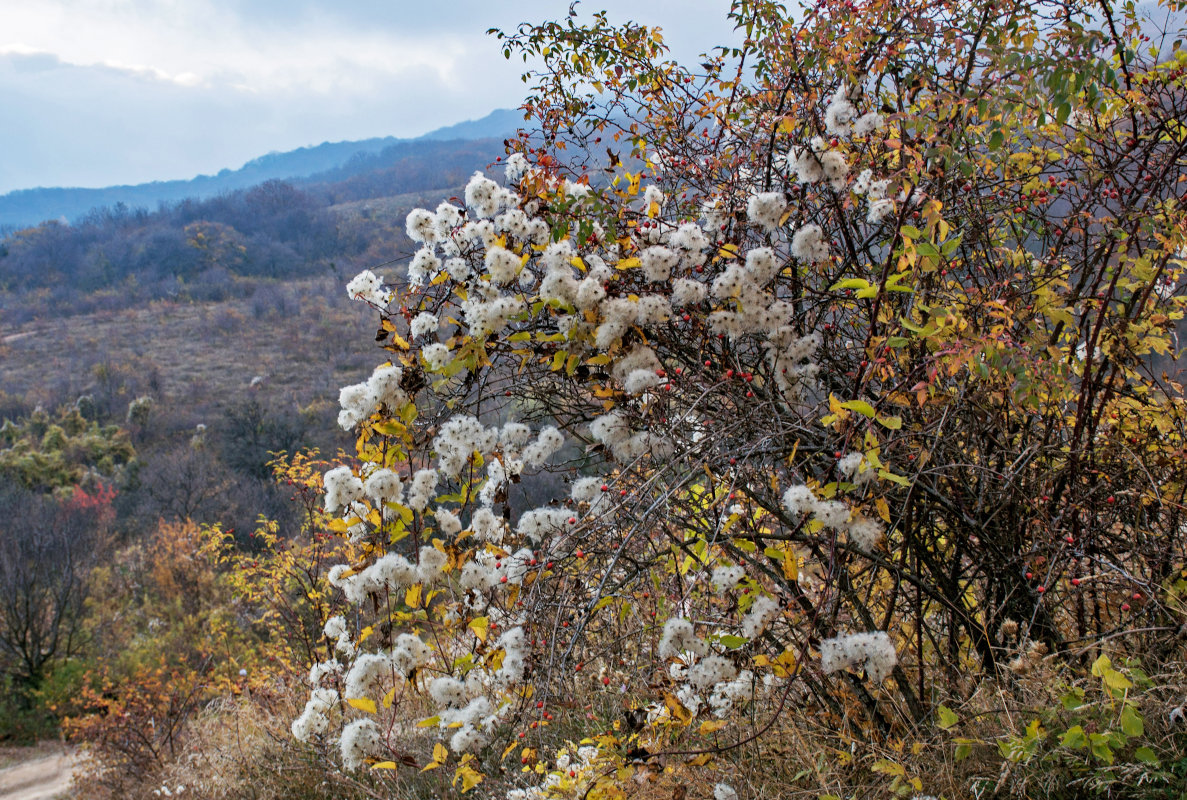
[0, 485, 107, 695]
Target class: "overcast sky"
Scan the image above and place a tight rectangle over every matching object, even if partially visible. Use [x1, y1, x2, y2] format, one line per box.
[0, 0, 737, 194]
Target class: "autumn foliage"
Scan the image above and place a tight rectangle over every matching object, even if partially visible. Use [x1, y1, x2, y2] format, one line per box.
[57, 1, 1187, 799]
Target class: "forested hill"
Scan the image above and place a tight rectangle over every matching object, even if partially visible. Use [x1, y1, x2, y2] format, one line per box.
[0, 135, 510, 324]
[0, 108, 522, 231]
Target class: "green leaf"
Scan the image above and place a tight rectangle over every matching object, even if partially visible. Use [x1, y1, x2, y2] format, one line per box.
[936, 704, 959, 730]
[954, 739, 974, 762]
[916, 241, 940, 260]
[877, 415, 903, 430]
[717, 635, 748, 649]
[1060, 688, 1085, 710]
[1134, 746, 1160, 765]
[839, 400, 876, 418]
[831, 278, 872, 292]
[1120, 705, 1144, 737]
[1060, 725, 1087, 750]
[1103, 668, 1134, 693]
[877, 469, 911, 487]
[1089, 732, 1115, 764]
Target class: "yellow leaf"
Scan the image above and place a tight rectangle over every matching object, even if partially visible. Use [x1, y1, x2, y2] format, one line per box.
[347, 697, 377, 714]
[871, 759, 906, 776]
[372, 761, 398, 770]
[469, 616, 490, 642]
[358, 625, 374, 644]
[781, 551, 798, 582]
[453, 764, 484, 793]
[664, 693, 692, 724]
[699, 720, 728, 734]
[875, 497, 891, 523]
[718, 243, 740, 259]
[434, 742, 449, 763]
[406, 584, 422, 609]
[382, 687, 396, 709]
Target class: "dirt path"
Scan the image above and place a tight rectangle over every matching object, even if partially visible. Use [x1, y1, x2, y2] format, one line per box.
[0, 749, 78, 800]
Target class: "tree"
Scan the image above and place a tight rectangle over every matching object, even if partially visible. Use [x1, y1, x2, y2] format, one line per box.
[278, 0, 1186, 796]
[0, 484, 112, 695]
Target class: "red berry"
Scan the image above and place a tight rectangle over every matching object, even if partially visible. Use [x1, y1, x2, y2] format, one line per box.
[1037, 585, 1046, 593]
[602, 677, 611, 686]
[1026, 572, 1033, 579]
[575, 549, 584, 558]
[1071, 578, 1080, 586]
[601, 484, 609, 492]
[1121, 603, 1131, 612]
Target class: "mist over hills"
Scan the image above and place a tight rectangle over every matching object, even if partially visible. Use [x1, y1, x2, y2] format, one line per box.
[0, 108, 523, 231]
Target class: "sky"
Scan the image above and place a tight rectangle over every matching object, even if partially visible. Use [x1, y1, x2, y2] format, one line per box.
[0, 0, 737, 194]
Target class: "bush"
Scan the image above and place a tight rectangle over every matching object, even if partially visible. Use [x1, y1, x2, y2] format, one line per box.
[270, 1, 1187, 797]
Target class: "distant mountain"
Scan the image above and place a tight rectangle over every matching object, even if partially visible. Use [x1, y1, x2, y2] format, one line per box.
[0, 109, 522, 231]
[413, 108, 523, 142]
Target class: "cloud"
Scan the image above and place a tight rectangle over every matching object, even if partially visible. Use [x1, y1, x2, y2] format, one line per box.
[0, 0, 736, 192]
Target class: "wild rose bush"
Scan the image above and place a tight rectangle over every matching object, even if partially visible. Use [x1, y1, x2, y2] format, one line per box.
[287, 0, 1187, 796]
